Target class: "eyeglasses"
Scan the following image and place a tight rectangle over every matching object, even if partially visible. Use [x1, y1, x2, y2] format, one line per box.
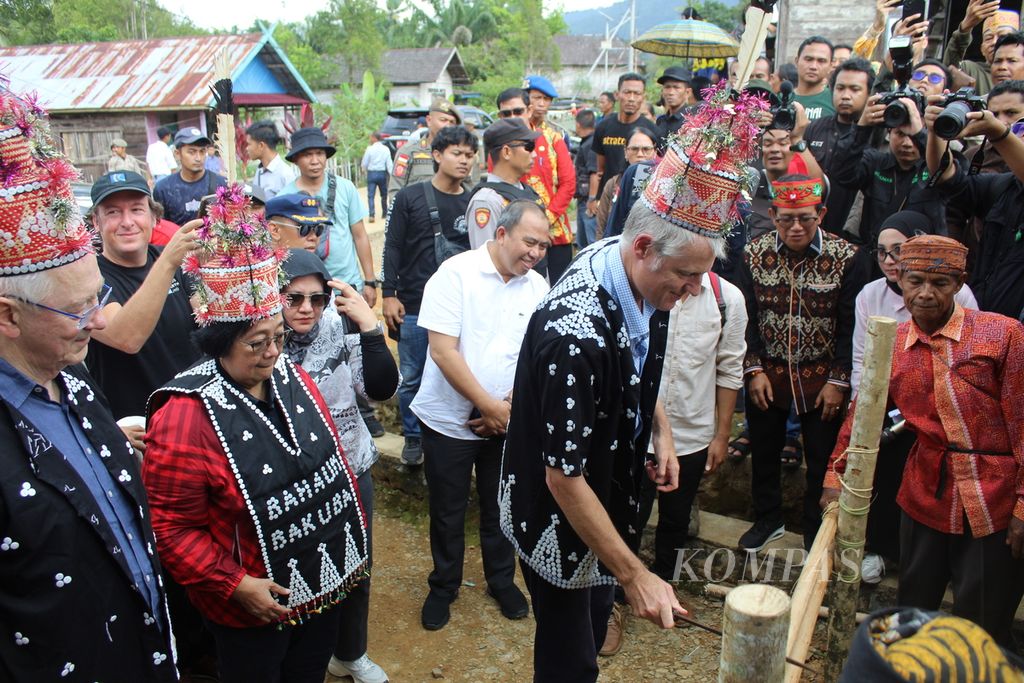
[270, 220, 325, 238]
[284, 292, 330, 309]
[773, 214, 820, 228]
[498, 107, 527, 118]
[911, 71, 945, 85]
[20, 284, 112, 330]
[626, 145, 656, 154]
[875, 245, 903, 262]
[241, 332, 288, 355]
[507, 140, 536, 152]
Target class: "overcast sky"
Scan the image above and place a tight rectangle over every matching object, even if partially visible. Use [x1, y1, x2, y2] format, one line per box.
[164, 0, 606, 32]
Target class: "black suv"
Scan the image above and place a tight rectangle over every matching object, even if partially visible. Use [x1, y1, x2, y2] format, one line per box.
[379, 107, 428, 157]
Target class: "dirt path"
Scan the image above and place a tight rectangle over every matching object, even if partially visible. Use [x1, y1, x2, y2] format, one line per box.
[324, 484, 827, 683]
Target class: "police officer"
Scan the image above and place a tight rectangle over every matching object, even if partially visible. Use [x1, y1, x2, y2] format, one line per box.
[388, 99, 462, 210]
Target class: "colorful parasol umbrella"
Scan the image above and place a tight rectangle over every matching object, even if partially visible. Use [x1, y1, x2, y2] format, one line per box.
[631, 19, 740, 59]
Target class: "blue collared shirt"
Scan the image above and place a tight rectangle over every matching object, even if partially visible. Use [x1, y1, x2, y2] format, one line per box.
[0, 359, 159, 616]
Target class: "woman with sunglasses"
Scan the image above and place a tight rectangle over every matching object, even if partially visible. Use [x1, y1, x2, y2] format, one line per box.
[144, 189, 370, 682]
[280, 249, 399, 683]
[595, 127, 658, 238]
[849, 211, 977, 583]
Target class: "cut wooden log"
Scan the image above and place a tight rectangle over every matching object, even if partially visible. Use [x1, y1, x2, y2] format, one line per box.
[704, 583, 868, 624]
[719, 584, 791, 683]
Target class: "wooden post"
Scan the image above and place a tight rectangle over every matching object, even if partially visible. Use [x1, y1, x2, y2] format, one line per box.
[720, 584, 791, 683]
[823, 316, 898, 681]
[784, 504, 837, 683]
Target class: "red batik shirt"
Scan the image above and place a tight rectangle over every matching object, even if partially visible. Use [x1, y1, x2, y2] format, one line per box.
[522, 121, 575, 246]
[826, 306, 1024, 536]
[142, 369, 347, 628]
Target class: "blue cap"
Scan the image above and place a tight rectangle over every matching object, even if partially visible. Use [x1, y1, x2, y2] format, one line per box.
[264, 193, 330, 225]
[523, 75, 558, 98]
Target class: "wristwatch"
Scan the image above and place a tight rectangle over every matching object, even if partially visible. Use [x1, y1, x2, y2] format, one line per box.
[363, 279, 379, 288]
[790, 140, 807, 153]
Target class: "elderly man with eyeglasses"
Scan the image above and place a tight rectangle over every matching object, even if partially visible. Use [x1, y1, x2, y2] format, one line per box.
[0, 91, 176, 681]
[735, 175, 868, 552]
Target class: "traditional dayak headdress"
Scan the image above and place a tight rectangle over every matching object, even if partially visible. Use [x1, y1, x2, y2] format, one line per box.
[183, 54, 287, 324]
[0, 82, 92, 277]
[640, 83, 767, 240]
[898, 235, 967, 276]
[771, 178, 825, 209]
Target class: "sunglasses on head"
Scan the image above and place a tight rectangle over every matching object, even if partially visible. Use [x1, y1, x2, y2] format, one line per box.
[498, 107, 527, 118]
[911, 71, 945, 85]
[507, 140, 536, 152]
[271, 220, 325, 238]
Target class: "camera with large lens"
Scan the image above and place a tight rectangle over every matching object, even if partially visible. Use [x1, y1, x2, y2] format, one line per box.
[933, 87, 987, 139]
[770, 80, 797, 131]
[875, 36, 927, 128]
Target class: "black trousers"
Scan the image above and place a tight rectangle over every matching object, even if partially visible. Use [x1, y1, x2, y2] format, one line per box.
[898, 511, 1024, 649]
[206, 608, 340, 683]
[652, 448, 709, 580]
[421, 423, 515, 597]
[746, 398, 842, 548]
[865, 429, 913, 562]
[520, 559, 615, 683]
[546, 243, 574, 286]
[334, 469, 373, 661]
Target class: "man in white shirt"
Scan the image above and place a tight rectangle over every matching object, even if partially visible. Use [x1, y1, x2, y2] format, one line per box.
[644, 272, 747, 581]
[145, 126, 177, 182]
[246, 120, 296, 200]
[361, 132, 393, 223]
[411, 199, 551, 632]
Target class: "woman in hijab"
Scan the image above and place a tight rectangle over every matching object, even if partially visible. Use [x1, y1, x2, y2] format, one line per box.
[850, 210, 977, 583]
[279, 249, 399, 682]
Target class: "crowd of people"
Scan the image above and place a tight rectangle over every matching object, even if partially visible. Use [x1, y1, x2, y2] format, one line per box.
[2, 3, 1024, 679]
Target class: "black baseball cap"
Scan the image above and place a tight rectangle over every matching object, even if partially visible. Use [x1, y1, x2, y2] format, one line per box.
[658, 65, 693, 85]
[91, 170, 151, 205]
[482, 119, 540, 154]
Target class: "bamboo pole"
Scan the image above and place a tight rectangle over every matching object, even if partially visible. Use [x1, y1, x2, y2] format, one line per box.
[719, 584, 791, 683]
[823, 316, 898, 681]
[705, 583, 868, 624]
[784, 504, 837, 683]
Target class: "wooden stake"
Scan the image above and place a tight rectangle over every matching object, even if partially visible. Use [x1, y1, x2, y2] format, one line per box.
[719, 584, 791, 683]
[784, 504, 837, 683]
[823, 315, 898, 681]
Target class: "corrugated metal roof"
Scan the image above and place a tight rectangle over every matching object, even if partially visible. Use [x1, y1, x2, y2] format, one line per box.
[0, 33, 313, 112]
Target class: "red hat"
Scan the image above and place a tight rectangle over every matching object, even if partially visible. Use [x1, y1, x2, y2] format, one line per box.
[0, 87, 92, 277]
[771, 178, 825, 209]
[183, 184, 286, 325]
[640, 83, 767, 240]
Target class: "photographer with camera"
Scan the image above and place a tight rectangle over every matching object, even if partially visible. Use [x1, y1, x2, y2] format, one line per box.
[805, 58, 875, 238]
[925, 87, 1024, 319]
[830, 36, 947, 260]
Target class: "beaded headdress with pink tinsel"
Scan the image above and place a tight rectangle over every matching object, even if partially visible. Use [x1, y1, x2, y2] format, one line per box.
[640, 83, 768, 240]
[0, 80, 92, 276]
[183, 184, 287, 325]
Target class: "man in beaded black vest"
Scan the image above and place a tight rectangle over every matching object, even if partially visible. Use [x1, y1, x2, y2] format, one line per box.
[500, 84, 767, 682]
[736, 174, 867, 553]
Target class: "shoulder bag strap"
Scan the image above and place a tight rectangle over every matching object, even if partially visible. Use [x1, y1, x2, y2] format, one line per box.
[421, 181, 443, 238]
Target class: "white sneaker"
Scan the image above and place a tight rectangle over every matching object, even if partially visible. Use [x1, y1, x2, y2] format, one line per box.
[861, 553, 885, 585]
[328, 653, 389, 683]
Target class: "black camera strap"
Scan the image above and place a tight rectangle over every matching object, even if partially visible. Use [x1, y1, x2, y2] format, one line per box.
[926, 140, 953, 188]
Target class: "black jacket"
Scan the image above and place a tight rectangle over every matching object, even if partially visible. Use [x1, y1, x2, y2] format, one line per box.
[805, 115, 859, 237]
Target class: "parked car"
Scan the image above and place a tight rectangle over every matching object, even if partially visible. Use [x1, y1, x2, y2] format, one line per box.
[456, 106, 493, 131]
[380, 107, 428, 158]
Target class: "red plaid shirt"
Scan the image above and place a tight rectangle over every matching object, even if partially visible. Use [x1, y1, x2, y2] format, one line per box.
[826, 306, 1024, 536]
[142, 369, 344, 628]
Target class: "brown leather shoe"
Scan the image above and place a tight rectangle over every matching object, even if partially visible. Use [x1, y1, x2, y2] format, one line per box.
[599, 603, 625, 656]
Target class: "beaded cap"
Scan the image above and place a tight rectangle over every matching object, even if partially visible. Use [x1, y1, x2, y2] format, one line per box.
[640, 83, 767, 240]
[183, 184, 287, 324]
[0, 84, 92, 277]
[771, 178, 825, 209]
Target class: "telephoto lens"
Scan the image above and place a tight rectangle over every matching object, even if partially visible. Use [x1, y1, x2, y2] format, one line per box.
[934, 100, 973, 140]
[884, 100, 910, 128]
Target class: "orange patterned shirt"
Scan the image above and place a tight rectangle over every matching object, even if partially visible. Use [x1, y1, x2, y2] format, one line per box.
[522, 122, 576, 246]
[826, 305, 1024, 536]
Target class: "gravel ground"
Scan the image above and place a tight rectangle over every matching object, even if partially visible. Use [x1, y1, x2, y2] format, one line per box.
[325, 484, 826, 683]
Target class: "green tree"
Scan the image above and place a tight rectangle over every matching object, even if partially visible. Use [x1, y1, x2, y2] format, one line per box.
[0, 0, 55, 46]
[677, 0, 742, 32]
[271, 23, 337, 91]
[317, 71, 390, 163]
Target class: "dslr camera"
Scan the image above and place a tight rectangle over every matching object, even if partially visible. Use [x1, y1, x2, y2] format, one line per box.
[876, 36, 927, 128]
[933, 87, 987, 139]
[770, 80, 797, 131]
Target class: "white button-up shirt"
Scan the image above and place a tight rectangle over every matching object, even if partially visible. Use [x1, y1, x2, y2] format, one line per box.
[657, 273, 747, 456]
[412, 243, 550, 440]
[253, 154, 298, 199]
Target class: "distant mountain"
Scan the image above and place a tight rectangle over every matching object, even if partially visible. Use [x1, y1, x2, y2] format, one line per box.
[564, 0, 739, 39]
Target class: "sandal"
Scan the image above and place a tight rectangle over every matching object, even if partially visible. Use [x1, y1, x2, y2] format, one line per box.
[781, 436, 803, 470]
[727, 431, 751, 461]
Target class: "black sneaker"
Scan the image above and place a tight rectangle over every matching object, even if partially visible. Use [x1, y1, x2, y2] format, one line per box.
[401, 437, 423, 466]
[363, 414, 385, 438]
[486, 584, 529, 620]
[421, 590, 456, 630]
[738, 519, 786, 552]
